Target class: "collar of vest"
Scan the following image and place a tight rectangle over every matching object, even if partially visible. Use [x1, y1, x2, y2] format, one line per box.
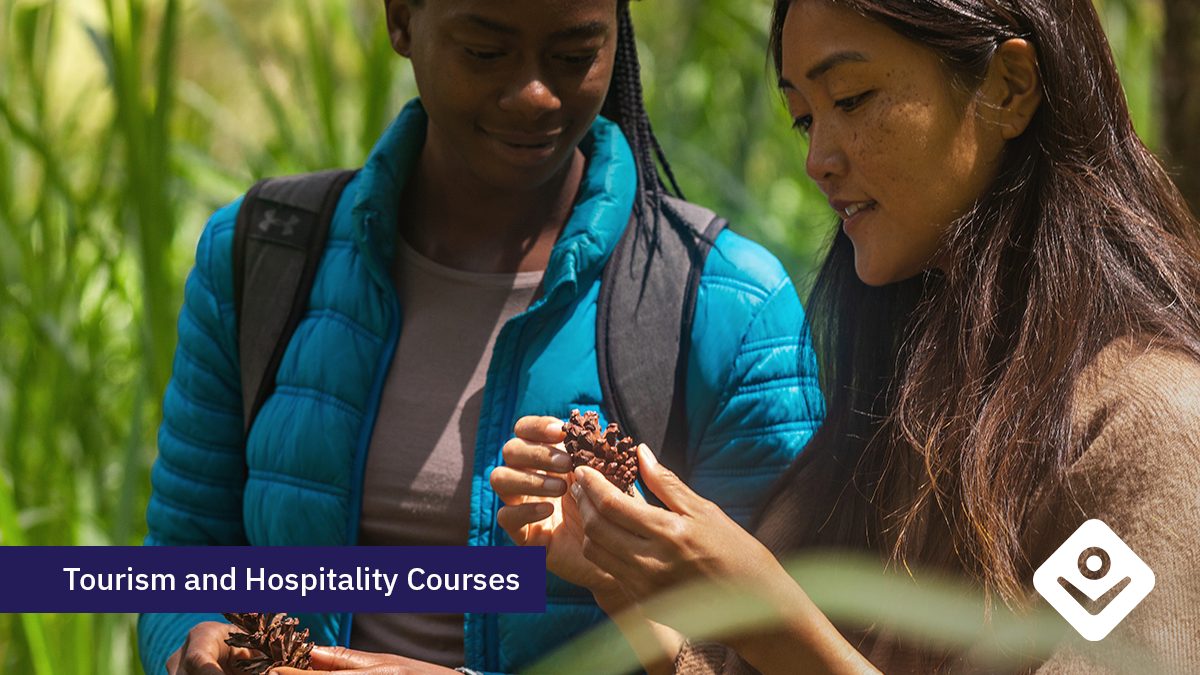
[350, 98, 637, 301]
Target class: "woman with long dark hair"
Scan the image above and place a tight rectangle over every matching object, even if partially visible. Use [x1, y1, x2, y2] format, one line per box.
[499, 0, 1200, 672]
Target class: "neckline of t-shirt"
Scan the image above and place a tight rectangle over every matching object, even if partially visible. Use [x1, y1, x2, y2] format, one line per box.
[397, 237, 546, 290]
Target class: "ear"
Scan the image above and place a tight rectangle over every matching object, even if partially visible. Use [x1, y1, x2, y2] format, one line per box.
[981, 39, 1042, 140]
[383, 0, 414, 58]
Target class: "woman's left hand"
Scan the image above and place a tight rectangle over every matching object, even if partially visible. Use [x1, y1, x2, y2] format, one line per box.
[571, 444, 782, 600]
[269, 646, 458, 674]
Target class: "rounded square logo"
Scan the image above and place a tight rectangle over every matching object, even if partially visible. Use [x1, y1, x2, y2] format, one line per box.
[1033, 519, 1155, 641]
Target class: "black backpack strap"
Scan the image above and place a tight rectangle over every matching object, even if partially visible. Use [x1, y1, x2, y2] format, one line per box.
[597, 196, 728, 481]
[233, 169, 356, 434]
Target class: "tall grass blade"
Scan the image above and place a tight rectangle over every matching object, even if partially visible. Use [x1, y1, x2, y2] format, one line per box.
[524, 553, 1159, 675]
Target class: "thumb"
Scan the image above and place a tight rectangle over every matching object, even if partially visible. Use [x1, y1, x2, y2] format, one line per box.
[637, 444, 699, 514]
[271, 645, 372, 672]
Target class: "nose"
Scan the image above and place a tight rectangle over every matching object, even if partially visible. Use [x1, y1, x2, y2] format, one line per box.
[804, 124, 848, 190]
[498, 67, 561, 120]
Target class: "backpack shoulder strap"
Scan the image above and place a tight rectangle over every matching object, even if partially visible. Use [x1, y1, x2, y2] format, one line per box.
[233, 169, 357, 434]
[597, 195, 728, 480]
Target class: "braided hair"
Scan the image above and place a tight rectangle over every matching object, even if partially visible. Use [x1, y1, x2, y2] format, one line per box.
[601, 1, 686, 231]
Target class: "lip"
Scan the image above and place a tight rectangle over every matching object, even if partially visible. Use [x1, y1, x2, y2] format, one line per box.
[481, 127, 563, 165]
[486, 129, 563, 145]
[829, 198, 877, 232]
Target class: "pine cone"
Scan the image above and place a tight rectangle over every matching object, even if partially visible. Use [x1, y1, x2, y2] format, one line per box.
[562, 409, 639, 494]
[223, 612, 314, 674]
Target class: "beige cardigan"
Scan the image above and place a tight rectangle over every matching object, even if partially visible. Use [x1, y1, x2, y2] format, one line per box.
[676, 338, 1200, 674]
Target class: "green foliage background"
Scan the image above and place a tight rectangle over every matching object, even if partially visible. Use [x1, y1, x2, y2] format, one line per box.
[0, 0, 1165, 672]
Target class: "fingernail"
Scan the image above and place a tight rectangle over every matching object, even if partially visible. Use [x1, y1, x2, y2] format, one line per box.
[550, 451, 572, 472]
[542, 476, 566, 493]
[570, 482, 583, 500]
[547, 420, 564, 434]
[639, 444, 658, 469]
[534, 502, 553, 517]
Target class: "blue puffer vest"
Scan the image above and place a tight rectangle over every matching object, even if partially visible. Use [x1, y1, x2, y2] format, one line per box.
[139, 100, 824, 674]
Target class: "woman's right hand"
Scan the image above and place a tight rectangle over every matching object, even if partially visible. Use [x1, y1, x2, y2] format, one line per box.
[164, 621, 253, 674]
[571, 445, 787, 602]
[490, 415, 621, 597]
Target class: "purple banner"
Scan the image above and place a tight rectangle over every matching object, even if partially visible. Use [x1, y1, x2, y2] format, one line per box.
[0, 546, 546, 613]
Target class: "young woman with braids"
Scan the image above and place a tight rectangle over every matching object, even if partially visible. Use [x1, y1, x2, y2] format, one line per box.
[501, 0, 1200, 672]
[140, 1, 821, 673]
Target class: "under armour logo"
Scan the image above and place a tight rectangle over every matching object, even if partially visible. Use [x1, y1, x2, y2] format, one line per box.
[258, 208, 301, 237]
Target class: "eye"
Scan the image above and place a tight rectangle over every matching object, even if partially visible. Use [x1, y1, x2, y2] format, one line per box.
[835, 91, 874, 112]
[557, 51, 599, 66]
[464, 47, 506, 61]
[792, 114, 813, 136]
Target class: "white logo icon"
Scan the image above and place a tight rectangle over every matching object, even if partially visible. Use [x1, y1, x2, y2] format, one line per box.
[1033, 519, 1155, 641]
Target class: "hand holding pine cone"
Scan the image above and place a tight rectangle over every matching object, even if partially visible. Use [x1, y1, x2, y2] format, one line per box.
[562, 409, 639, 494]
[223, 612, 314, 674]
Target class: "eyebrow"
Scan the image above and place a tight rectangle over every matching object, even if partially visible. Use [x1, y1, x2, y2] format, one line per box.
[462, 15, 519, 36]
[549, 21, 609, 41]
[778, 50, 870, 89]
[458, 15, 609, 41]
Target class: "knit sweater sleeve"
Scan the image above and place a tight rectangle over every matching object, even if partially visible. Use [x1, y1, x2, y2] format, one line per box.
[1028, 341, 1200, 674]
[672, 641, 762, 675]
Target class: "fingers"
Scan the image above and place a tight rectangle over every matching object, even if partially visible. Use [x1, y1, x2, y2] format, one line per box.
[572, 466, 670, 538]
[489, 466, 567, 505]
[272, 662, 360, 667]
[572, 487, 653, 561]
[636, 444, 702, 515]
[268, 645, 364, 674]
[500, 435, 571, 474]
[573, 488, 640, 572]
[275, 646, 458, 674]
[571, 487, 660, 599]
[174, 652, 226, 675]
[305, 645, 383, 670]
[513, 415, 567, 444]
[497, 502, 554, 543]
[579, 531, 642, 589]
[172, 622, 236, 675]
[269, 668, 361, 675]
[179, 663, 226, 675]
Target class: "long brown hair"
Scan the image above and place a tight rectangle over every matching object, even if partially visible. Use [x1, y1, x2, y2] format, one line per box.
[765, 0, 1200, 604]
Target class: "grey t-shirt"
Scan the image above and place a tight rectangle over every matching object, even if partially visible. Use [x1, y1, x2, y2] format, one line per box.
[350, 238, 543, 666]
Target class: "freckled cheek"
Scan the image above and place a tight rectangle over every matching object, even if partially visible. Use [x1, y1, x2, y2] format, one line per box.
[854, 116, 914, 203]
